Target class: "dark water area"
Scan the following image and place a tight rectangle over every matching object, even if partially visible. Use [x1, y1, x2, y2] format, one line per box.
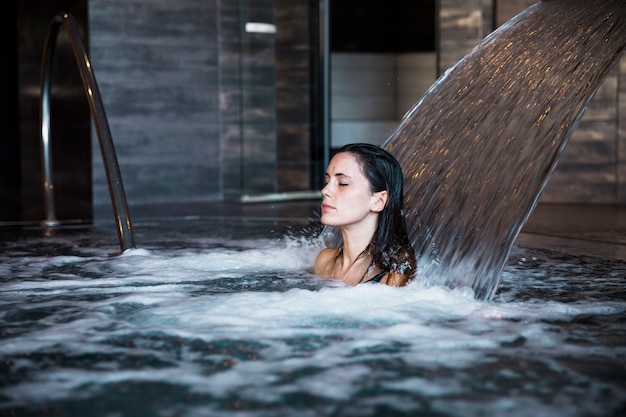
[0, 219, 625, 417]
[385, 0, 626, 300]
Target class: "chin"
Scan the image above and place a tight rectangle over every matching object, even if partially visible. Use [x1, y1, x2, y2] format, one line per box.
[320, 216, 334, 226]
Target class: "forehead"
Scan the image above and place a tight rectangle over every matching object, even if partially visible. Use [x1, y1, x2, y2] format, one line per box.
[327, 152, 363, 175]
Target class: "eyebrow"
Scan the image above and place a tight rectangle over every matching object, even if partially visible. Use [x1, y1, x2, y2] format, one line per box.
[325, 172, 351, 178]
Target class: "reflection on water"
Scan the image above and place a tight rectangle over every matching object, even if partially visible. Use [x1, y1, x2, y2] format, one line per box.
[1, 220, 625, 417]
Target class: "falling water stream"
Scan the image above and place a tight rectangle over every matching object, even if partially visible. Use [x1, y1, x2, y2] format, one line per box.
[384, 0, 626, 300]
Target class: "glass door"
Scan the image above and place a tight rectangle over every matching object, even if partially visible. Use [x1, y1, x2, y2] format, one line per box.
[238, 0, 278, 198]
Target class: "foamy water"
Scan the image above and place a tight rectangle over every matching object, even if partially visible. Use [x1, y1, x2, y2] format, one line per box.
[1, 221, 625, 417]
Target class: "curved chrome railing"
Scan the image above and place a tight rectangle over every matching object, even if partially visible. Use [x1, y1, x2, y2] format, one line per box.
[40, 12, 135, 251]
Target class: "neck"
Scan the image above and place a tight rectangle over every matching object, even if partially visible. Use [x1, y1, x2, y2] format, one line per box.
[333, 247, 372, 285]
[330, 213, 379, 285]
[340, 237, 370, 265]
[335, 232, 375, 285]
[339, 214, 378, 262]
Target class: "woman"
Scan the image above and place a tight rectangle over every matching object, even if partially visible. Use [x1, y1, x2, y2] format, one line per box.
[314, 143, 416, 286]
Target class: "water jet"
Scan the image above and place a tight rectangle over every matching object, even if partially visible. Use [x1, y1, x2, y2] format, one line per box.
[383, 0, 626, 300]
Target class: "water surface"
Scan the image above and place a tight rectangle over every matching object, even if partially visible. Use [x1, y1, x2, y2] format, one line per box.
[1, 219, 624, 417]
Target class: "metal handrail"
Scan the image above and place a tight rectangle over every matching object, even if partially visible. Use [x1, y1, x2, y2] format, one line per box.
[40, 12, 135, 251]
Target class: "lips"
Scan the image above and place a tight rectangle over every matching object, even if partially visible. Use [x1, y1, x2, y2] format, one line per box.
[321, 202, 335, 211]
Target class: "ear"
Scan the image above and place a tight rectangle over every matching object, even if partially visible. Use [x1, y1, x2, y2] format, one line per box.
[371, 190, 388, 213]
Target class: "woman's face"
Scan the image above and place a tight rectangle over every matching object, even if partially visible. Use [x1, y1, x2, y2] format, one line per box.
[320, 152, 384, 228]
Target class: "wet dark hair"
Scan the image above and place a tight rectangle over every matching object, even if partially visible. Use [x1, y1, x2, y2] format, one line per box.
[336, 143, 416, 276]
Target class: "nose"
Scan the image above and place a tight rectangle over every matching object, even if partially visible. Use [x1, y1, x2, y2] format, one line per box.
[321, 182, 332, 197]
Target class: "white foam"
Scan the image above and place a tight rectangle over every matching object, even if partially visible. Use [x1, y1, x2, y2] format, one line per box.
[1, 236, 625, 416]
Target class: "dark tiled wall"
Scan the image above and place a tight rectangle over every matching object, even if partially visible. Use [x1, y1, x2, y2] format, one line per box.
[238, 0, 278, 197]
[17, 1, 91, 222]
[1, 2, 20, 221]
[90, 0, 222, 206]
[218, 1, 245, 200]
[89, 0, 319, 209]
[276, 0, 320, 191]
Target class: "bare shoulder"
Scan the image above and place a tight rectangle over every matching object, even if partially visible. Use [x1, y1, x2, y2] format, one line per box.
[314, 247, 339, 275]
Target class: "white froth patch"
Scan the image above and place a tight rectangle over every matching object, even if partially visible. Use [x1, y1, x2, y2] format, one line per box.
[111, 236, 321, 277]
[1, 236, 625, 417]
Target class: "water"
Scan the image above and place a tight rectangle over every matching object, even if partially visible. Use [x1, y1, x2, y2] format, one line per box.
[1, 218, 625, 417]
[3, 1, 625, 415]
[384, 0, 626, 300]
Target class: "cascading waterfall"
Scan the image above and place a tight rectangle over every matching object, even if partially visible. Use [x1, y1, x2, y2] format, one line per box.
[382, 0, 626, 300]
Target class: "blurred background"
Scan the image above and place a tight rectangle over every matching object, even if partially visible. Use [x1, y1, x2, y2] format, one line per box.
[2, 0, 624, 224]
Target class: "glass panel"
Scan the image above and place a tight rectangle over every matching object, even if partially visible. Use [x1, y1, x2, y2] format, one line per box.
[239, 0, 277, 196]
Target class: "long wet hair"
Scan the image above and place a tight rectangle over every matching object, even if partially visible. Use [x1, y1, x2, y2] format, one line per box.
[336, 143, 416, 276]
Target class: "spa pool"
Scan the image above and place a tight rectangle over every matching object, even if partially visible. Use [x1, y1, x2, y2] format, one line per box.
[0, 216, 625, 417]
